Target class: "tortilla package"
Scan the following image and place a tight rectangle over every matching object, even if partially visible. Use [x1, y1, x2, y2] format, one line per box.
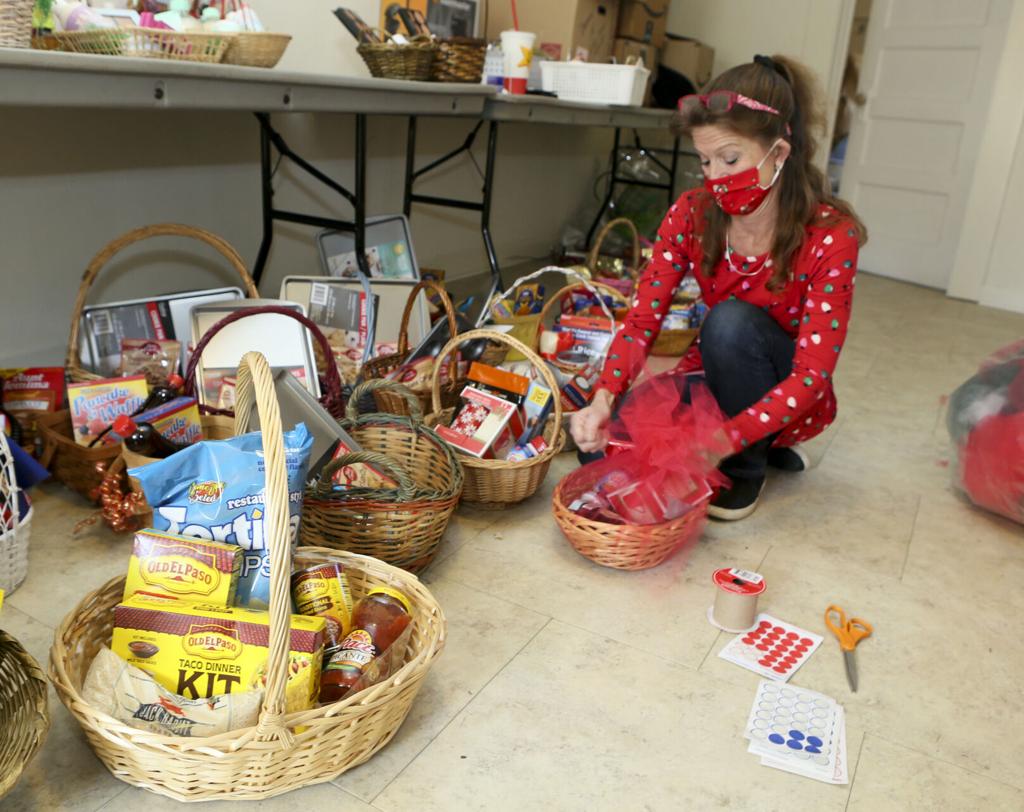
[129, 423, 313, 609]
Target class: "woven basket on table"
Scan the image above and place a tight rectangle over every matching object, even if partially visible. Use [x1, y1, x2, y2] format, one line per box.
[0, 0, 33, 48]
[37, 223, 257, 503]
[552, 465, 709, 571]
[300, 379, 463, 572]
[49, 352, 446, 802]
[358, 30, 437, 81]
[0, 629, 49, 801]
[223, 31, 292, 67]
[425, 329, 565, 509]
[0, 431, 33, 596]
[432, 37, 486, 82]
[360, 279, 464, 418]
[55, 27, 232, 62]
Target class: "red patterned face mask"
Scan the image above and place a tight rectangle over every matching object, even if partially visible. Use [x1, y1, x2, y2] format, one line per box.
[704, 139, 785, 216]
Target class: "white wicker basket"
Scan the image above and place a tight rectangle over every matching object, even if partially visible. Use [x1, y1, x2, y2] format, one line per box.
[0, 432, 31, 595]
[540, 61, 650, 106]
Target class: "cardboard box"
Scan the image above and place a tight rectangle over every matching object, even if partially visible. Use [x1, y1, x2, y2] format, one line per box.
[123, 529, 241, 607]
[112, 595, 326, 712]
[616, 0, 669, 48]
[660, 36, 715, 88]
[486, 0, 620, 63]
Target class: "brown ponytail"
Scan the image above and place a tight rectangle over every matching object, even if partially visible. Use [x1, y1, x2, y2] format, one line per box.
[673, 55, 867, 290]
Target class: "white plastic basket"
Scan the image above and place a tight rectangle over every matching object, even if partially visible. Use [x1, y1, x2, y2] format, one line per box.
[540, 61, 650, 106]
[0, 432, 31, 595]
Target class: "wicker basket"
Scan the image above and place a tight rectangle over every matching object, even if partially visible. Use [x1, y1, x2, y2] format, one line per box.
[182, 304, 347, 420]
[425, 329, 565, 509]
[223, 31, 292, 67]
[432, 36, 486, 82]
[552, 466, 709, 571]
[49, 352, 446, 802]
[97, 413, 235, 533]
[587, 217, 641, 297]
[300, 380, 463, 572]
[42, 223, 257, 502]
[360, 279, 463, 418]
[537, 278, 624, 378]
[0, 0, 33, 48]
[54, 27, 231, 62]
[358, 30, 437, 81]
[0, 431, 32, 595]
[0, 629, 49, 801]
[651, 326, 699, 358]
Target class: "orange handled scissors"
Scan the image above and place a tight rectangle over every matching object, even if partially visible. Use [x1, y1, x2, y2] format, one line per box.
[824, 604, 873, 692]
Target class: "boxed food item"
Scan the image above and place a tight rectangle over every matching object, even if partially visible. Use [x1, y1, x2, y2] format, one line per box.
[520, 380, 554, 444]
[67, 375, 149, 446]
[119, 339, 182, 387]
[112, 595, 326, 712]
[1, 367, 65, 435]
[616, 0, 669, 47]
[556, 314, 618, 363]
[660, 36, 715, 88]
[108, 396, 203, 447]
[486, 0, 621, 63]
[123, 529, 242, 607]
[466, 362, 530, 407]
[436, 386, 521, 458]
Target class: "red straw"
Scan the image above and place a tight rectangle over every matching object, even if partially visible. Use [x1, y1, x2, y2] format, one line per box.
[511, 0, 519, 30]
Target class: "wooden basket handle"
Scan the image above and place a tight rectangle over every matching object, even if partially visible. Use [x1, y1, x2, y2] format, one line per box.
[65, 223, 259, 374]
[313, 450, 418, 500]
[230, 351, 294, 747]
[182, 305, 345, 419]
[587, 217, 641, 279]
[394, 279, 459, 390]
[537, 279, 626, 332]
[346, 378, 423, 424]
[429, 328, 563, 432]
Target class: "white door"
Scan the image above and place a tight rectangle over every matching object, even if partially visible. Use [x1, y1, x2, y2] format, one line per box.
[839, 0, 1012, 289]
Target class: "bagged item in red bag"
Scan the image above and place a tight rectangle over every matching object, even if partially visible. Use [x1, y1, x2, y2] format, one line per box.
[568, 373, 731, 526]
[948, 340, 1024, 524]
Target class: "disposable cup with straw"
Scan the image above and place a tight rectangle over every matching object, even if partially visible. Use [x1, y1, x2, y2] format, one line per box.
[500, 29, 536, 94]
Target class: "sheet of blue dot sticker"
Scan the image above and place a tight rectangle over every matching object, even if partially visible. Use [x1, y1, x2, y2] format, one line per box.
[743, 680, 849, 784]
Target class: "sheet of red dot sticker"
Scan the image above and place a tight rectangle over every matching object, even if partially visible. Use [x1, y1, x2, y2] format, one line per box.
[717, 614, 824, 682]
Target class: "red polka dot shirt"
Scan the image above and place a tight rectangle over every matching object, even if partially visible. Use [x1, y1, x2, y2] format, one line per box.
[596, 188, 859, 452]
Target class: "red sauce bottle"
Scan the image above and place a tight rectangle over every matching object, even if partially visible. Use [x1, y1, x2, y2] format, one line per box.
[319, 586, 412, 703]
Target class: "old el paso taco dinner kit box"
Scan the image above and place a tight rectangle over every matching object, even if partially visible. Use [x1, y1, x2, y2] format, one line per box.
[124, 530, 242, 607]
[112, 595, 326, 711]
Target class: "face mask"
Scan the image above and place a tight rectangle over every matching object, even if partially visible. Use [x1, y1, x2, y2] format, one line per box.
[704, 139, 785, 216]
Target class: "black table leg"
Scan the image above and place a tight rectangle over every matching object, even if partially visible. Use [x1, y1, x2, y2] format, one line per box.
[585, 126, 622, 248]
[253, 112, 274, 287]
[403, 115, 417, 219]
[480, 120, 502, 310]
[354, 113, 371, 280]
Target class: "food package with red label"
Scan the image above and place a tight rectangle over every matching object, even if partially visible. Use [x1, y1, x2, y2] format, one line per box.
[1, 367, 66, 436]
[120, 339, 182, 387]
[107, 396, 204, 447]
[66, 375, 149, 446]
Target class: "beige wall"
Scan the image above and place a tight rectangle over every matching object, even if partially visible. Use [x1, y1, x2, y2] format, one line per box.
[666, 0, 852, 168]
[947, 0, 1024, 313]
[0, 0, 657, 367]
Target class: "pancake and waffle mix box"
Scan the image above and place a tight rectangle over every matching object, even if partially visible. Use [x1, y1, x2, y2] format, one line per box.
[123, 529, 242, 607]
[112, 595, 326, 712]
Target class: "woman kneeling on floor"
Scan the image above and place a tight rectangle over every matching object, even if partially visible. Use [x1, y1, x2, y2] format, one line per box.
[571, 54, 867, 521]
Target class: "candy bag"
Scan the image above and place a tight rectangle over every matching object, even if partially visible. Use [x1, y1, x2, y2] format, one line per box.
[947, 340, 1024, 525]
[129, 423, 314, 608]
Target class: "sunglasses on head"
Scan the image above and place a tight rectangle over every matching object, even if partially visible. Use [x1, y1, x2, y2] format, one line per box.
[679, 90, 791, 134]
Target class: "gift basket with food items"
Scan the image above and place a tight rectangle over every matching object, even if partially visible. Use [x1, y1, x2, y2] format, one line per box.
[36, 224, 258, 502]
[0, 428, 48, 595]
[299, 379, 463, 573]
[50, 351, 445, 801]
[425, 327, 565, 508]
[553, 373, 730, 570]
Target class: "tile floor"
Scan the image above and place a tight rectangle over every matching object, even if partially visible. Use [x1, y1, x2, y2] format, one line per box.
[3, 273, 1024, 811]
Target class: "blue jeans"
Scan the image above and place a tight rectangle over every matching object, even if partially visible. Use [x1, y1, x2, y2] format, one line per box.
[579, 299, 795, 481]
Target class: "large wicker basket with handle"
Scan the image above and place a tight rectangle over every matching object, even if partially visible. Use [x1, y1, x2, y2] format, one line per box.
[300, 379, 463, 572]
[359, 279, 463, 418]
[0, 629, 49, 801]
[425, 329, 565, 509]
[0, 430, 33, 595]
[38, 224, 258, 502]
[587, 217, 641, 296]
[49, 352, 446, 802]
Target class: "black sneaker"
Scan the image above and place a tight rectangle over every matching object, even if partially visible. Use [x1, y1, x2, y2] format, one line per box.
[708, 476, 766, 521]
[767, 446, 810, 472]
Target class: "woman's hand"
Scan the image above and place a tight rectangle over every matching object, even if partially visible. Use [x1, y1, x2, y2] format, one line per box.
[570, 389, 615, 453]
